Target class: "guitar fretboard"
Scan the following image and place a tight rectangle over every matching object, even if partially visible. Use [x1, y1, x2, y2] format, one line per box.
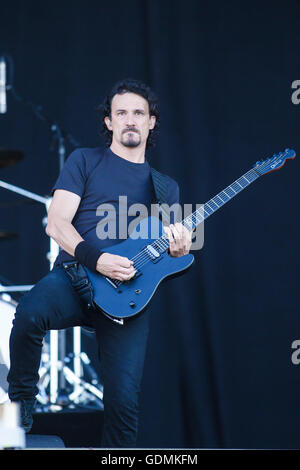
[154, 167, 260, 252]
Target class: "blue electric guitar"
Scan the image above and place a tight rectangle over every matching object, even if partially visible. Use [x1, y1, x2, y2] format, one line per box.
[86, 149, 295, 321]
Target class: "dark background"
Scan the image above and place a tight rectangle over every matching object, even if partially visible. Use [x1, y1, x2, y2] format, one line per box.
[0, 0, 299, 449]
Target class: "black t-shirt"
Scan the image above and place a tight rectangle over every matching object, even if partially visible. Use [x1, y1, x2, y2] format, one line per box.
[51, 146, 179, 266]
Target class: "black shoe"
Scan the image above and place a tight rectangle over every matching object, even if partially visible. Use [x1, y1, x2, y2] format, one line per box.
[16, 398, 36, 433]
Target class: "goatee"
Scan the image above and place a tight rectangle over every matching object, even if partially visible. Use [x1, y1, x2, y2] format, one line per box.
[122, 140, 140, 148]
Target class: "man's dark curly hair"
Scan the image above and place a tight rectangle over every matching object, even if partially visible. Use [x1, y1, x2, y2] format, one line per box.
[98, 78, 160, 149]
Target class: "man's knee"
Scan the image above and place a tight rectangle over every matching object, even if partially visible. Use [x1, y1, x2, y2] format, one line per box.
[13, 298, 50, 334]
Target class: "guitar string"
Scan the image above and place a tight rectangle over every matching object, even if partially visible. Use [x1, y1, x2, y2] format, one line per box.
[126, 167, 260, 268]
[111, 182, 243, 285]
[127, 168, 262, 271]
[112, 154, 290, 284]
[112, 169, 281, 285]
[117, 158, 280, 276]
[127, 167, 255, 267]
[136, 152, 291, 262]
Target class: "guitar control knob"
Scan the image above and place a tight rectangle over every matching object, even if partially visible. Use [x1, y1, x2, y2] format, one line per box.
[129, 301, 136, 308]
[135, 289, 141, 294]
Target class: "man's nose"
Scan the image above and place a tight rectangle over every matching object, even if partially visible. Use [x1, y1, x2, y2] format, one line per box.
[125, 113, 136, 126]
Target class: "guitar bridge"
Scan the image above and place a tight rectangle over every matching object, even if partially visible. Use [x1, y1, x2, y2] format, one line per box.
[105, 277, 119, 289]
[123, 268, 142, 283]
[104, 268, 142, 289]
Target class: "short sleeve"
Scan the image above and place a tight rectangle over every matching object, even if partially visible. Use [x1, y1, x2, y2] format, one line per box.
[51, 148, 87, 197]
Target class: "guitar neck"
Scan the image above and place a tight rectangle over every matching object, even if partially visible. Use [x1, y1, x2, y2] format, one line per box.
[182, 167, 260, 231]
[155, 167, 261, 252]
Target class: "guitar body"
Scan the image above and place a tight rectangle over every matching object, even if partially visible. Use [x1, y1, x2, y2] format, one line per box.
[85, 216, 194, 320]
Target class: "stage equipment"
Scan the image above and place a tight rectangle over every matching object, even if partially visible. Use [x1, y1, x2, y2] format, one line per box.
[0, 175, 103, 411]
[0, 231, 17, 239]
[0, 149, 24, 168]
[0, 401, 25, 449]
[0, 294, 16, 404]
[0, 56, 7, 114]
[0, 53, 103, 411]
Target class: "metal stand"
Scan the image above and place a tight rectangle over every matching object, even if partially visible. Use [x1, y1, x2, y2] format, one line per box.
[0, 52, 103, 410]
[38, 329, 103, 410]
[0, 182, 103, 411]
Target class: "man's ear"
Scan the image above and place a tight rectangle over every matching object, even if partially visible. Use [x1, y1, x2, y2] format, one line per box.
[149, 115, 156, 130]
[104, 116, 112, 130]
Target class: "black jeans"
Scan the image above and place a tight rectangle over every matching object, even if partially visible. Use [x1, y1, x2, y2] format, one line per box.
[7, 263, 150, 448]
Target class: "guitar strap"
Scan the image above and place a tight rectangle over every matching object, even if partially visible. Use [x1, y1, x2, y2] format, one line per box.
[150, 167, 170, 224]
[150, 167, 169, 205]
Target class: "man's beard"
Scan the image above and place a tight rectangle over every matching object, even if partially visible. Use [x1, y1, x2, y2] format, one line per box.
[121, 129, 141, 148]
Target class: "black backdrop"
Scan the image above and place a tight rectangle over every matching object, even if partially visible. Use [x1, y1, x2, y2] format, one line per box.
[0, 0, 299, 448]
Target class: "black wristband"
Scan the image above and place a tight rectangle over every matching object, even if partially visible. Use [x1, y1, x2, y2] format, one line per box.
[74, 241, 103, 272]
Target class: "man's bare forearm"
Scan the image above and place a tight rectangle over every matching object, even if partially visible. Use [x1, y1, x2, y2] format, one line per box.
[45, 217, 134, 279]
[45, 217, 83, 257]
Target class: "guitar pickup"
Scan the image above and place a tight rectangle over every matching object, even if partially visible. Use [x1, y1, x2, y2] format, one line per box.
[145, 244, 162, 263]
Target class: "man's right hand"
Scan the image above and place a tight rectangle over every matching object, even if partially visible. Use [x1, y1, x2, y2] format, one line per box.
[96, 253, 136, 281]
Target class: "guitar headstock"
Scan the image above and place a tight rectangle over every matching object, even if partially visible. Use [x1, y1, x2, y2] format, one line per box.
[254, 148, 296, 175]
